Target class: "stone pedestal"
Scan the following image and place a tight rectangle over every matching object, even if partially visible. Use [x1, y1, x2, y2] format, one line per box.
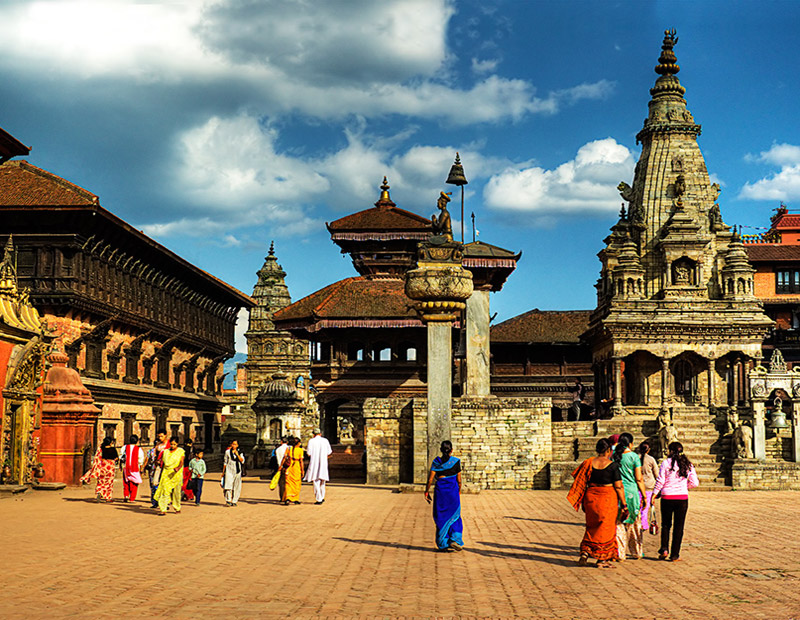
[465, 290, 490, 397]
[752, 402, 766, 461]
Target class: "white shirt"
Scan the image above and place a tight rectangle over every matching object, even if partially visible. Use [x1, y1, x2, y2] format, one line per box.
[304, 435, 332, 482]
[275, 443, 289, 466]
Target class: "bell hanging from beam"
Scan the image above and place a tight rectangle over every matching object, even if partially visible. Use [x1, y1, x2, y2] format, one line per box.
[446, 152, 468, 186]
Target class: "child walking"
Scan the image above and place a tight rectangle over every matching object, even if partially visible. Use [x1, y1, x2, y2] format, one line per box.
[189, 449, 206, 505]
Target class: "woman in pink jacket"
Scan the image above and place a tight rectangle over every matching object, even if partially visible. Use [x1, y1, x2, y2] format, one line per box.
[652, 441, 699, 562]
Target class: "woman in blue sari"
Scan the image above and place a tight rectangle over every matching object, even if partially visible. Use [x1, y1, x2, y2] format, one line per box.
[424, 440, 463, 552]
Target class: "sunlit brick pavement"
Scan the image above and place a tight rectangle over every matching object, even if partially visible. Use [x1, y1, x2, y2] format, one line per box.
[2, 479, 800, 620]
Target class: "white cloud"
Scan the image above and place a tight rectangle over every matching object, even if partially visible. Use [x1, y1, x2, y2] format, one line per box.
[0, 1, 613, 125]
[471, 58, 499, 74]
[483, 138, 635, 215]
[740, 143, 800, 201]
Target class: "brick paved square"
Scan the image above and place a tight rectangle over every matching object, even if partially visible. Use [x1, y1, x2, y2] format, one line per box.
[2, 480, 799, 619]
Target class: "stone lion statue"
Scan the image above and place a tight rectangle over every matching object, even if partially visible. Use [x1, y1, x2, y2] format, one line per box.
[732, 422, 754, 459]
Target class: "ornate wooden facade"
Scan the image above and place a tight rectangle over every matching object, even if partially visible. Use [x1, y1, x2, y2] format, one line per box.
[0, 158, 253, 461]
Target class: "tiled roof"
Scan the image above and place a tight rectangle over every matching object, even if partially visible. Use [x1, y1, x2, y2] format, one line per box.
[273, 277, 422, 331]
[491, 309, 592, 344]
[327, 205, 431, 233]
[746, 245, 800, 263]
[0, 127, 30, 162]
[0, 160, 97, 205]
[774, 214, 800, 229]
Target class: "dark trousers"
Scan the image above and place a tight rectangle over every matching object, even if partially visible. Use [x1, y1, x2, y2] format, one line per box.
[193, 478, 204, 504]
[660, 498, 689, 559]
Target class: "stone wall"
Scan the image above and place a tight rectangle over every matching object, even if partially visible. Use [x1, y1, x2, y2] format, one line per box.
[551, 421, 595, 461]
[549, 460, 580, 490]
[363, 396, 552, 489]
[731, 460, 800, 490]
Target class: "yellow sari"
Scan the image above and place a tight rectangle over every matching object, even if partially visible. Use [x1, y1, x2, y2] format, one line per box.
[154, 447, 185, 512]
[282, 446, 304, 503]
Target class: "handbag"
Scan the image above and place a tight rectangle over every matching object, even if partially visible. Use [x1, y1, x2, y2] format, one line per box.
[649, 521, 659, 535]
[269, 470, 281, 490]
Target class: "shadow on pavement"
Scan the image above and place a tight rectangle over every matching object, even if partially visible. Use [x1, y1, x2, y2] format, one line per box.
[505, 516, 582, 527]
[476, 540, 575, 554]
[333, 537, 578, 565]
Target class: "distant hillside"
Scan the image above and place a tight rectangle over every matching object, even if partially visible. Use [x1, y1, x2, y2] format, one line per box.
[223, 352, 247, 390]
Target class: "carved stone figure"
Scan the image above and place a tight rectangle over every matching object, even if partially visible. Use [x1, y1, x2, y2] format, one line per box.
[431, 191, 453, 241]
[674, 174, 686, 198]
[617, 181, 635, 203]
[657, 408, 679, 458]
[709, 204, 725, 231]
[732, 422, 754, 459]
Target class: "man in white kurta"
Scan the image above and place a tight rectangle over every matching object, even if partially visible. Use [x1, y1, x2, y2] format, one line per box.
[304, 430, 332, 504]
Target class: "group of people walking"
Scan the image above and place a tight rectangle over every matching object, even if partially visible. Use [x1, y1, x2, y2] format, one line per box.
[568, 432, 699, 567]
[80, 428, 334, 512]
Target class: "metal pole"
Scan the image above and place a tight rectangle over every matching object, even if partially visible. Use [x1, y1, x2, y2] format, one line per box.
[460, 186, 465, 243]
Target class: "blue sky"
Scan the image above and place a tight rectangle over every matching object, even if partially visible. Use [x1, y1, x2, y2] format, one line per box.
[2, 1, 799, 352]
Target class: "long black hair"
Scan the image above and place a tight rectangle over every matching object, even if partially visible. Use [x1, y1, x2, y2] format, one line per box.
[595, 438, 611, 455]
[440, 440, 453, 458]
[612, 435, 630, 463]
[667, 441, 693, 478]
[637, 440, 651, 466]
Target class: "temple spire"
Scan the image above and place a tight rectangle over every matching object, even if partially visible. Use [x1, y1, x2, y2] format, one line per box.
[650, 28, 686, 101]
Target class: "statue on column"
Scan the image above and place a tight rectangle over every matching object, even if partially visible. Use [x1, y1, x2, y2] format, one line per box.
[431, 192, 453, 241]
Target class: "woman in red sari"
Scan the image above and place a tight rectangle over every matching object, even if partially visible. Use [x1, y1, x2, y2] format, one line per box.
[568, 438, 628, 568]
[81, 437, 119, 502]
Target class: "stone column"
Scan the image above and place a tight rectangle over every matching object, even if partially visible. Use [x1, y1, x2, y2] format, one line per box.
[405, 239, 473, 468]
[612, 356, 622, 413]
[661, 357, 670, 410]
[707, 357, 715, 408]
[792, 402, 800, 464]
[465, 289, 491, 397]
[753, 401, 766, 461]
[733, 360, 741, 405]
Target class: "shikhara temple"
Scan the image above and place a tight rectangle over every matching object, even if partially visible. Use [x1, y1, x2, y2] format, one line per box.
[3, 30, 800, 491]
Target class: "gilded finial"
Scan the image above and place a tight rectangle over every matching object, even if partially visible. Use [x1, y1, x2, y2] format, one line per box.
[268, 240, 275, 257]
[655, 29, 680, 76]
[379, 176, 391, 203]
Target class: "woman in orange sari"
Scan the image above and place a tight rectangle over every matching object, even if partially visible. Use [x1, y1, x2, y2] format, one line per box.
[281, 436, 305, 505]
[568, 438, 628, 568]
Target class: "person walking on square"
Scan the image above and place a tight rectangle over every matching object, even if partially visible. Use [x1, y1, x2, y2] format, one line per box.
[653, 441, 699, 562]
[614, 434, 647, 560]
[181, 438, 194, 502]
[425, 440, 464, 552]
[81, 436, 119, 502]
[637, 440, 659, 538]
[568, 438, 627, 568]
[120, 434, 147, 502]
[281, 436, 305, 505]
[273, 436, 289, 500]
[222, 439, 244, 507]
[154, 437, 185, 515]
[188, 449, 206, 505]
[305, 429, 332, 504]
[148, 429, 169, 508]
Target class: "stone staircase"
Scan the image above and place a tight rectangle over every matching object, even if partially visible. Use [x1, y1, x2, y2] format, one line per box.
[572, 408, 730, 490]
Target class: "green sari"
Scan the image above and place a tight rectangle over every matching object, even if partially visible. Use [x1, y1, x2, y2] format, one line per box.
[618, 451, 641, 524]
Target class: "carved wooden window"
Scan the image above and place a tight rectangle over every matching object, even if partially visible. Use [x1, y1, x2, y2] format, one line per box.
[139, 423, 151, 444]
[776, 270, 800, 294]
